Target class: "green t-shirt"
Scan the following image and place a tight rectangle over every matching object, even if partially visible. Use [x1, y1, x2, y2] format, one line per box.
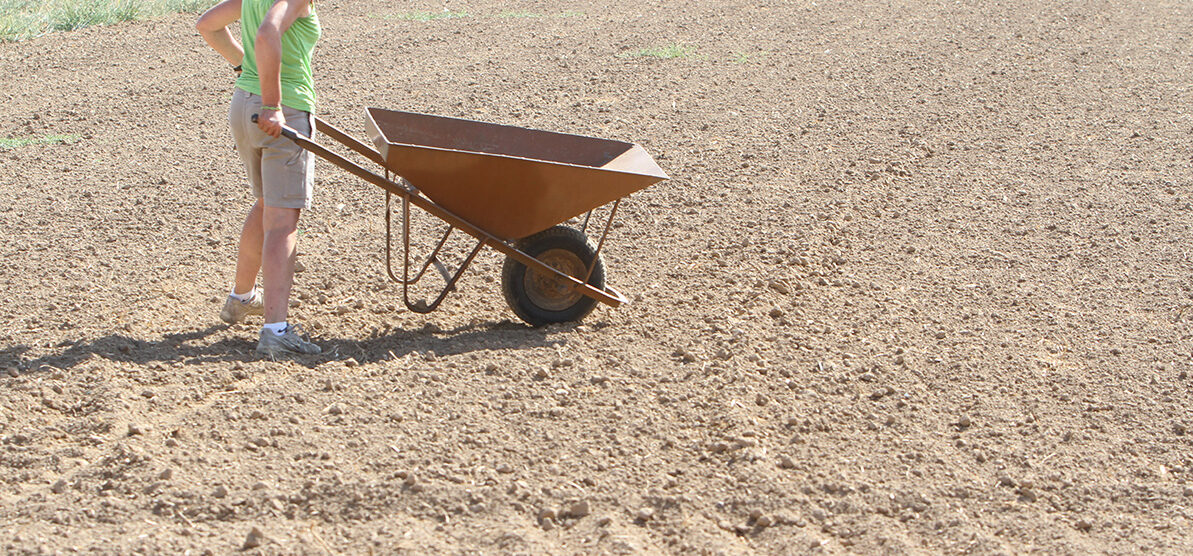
[235, 0, 321, 113]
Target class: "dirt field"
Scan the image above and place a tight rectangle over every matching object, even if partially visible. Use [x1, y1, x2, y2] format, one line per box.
[1, 0, 1191, 553]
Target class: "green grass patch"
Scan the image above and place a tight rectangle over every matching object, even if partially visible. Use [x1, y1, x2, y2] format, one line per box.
[618, 43, 698, 60]
[0, 133, 82, 150]
[372, 10, 581, 22]
[495, 10, 584, 19]
[1, 0, 216, 41]
[380, 10, 469, 22]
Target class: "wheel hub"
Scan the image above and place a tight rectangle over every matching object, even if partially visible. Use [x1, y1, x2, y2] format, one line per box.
[523, 248, 586, 312]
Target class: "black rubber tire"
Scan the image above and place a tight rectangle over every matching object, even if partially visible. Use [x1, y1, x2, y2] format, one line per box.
[501, 225, 605, 327]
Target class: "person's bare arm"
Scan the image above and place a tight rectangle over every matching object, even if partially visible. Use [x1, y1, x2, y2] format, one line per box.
[255, 0, 311, 137]
[196, 0, 244, 68]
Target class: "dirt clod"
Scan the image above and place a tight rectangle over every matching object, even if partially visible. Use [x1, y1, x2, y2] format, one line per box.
[242, 527, 266, 550]
[563, 499, 591, 518]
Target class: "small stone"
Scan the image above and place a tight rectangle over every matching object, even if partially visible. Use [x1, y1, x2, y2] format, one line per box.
[164, 438, 178, 448]
[768, 280, 791, 295]
[769, 306, 785, 318]
[249, 410, 265, 420]
[755, 393, 769, 406]
[733, 437, 757, 450]
[158, 468, 174, 480]
[755, 514, 774, 528]
[51, 479, 67, 494]
[778, 455, 796, 469]
[252, 437, 270, 448]
[252, 481, 269, 491]
[1183, 486, 1193, 497]
[590, 375, 610, 385]
[1174, 423, 1187, 436]
[997, 474, 1015, 488]
[957, 415, 972, 429]
[212, 485, 228, 498]
[496, 463, 514, 474]
[540, 517, 555, 531]
[533, 367, 550, 380]
[564, 499, 591, 518]
[469, 503, 486, 513]
[127, 423, 149, 436]
[1017, 487, 1037, 502]
[243, 527, 266, 550]
[538, 506, 558, 522]
[344, 358, 359, 368]
[749, 508, 763, 521]
[636, 507, 655, 522]
[325, 403, 345, 415]
[1075, 519, 1093, 531]
[596, 516, 612, 527]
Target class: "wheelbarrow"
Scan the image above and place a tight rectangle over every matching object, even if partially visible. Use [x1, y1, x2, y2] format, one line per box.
[259, 108, 668, 326]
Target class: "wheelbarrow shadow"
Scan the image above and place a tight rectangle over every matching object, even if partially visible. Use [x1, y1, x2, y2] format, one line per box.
[324, 319, 564, 365]
[2, 320, 563, 375]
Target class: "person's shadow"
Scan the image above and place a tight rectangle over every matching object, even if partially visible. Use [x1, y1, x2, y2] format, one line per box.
[1, 319, 562, 376]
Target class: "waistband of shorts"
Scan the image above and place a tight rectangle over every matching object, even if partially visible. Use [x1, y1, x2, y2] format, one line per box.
[234, 88, 310, 115]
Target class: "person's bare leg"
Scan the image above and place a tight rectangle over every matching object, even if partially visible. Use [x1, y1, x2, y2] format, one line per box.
[261, 205, 301, 323]
[233, 199, 265, 294]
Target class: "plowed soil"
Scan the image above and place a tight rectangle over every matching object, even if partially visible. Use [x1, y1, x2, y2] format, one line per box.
[2, 0, 1191, 553]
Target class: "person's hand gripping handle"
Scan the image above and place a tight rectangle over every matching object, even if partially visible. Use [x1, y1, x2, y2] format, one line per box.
[255, 107, 286, 138]
[251, 113, 305, 141]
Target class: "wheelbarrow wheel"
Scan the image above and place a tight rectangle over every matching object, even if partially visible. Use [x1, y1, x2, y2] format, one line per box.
[502, 225, 605, 327]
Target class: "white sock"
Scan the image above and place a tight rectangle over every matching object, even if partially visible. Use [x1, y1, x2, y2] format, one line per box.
[230, 288, 255, 302]
[263, 322, 288, 336]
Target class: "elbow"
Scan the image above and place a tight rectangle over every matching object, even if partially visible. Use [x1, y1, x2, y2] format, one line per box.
[254, 23, 281, 45]
[195, 14, 218, 34]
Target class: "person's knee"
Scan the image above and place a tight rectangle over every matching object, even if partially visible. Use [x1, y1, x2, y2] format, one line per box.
[262, 206, 301, 234]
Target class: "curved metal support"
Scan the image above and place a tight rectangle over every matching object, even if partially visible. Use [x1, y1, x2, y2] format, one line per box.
[402, 233, 485, 314]
[385, 187, 455, 286]
[384, 171, 485, 313]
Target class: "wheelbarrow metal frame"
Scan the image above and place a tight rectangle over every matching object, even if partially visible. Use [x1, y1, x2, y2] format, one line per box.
[283, 116, 628, 312]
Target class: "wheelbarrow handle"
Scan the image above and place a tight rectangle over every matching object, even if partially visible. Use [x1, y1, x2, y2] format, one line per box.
[249, 114, 309, 140]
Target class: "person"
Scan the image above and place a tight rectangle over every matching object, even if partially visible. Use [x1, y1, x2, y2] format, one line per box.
[196, 0, 322, 355]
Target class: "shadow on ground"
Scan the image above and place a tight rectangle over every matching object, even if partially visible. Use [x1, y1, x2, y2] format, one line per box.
[1, 320, 560, 375]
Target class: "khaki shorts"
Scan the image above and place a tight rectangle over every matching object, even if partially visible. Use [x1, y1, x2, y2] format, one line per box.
[229, 88, 315, 209]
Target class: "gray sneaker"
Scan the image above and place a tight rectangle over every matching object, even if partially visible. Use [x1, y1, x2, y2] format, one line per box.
[256, 324, 322, 356]
[220, 289, 264, 324]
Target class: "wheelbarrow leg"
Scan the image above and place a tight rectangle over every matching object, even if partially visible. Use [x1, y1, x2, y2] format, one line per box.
[385, 189, 456, 286]
[585, 198, 621, 283]
[383, 177, 487, 314]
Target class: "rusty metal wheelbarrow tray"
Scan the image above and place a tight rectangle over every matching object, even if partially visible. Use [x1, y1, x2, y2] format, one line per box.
[364, 108, 667, 241]
[273, 108, 667, 325]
